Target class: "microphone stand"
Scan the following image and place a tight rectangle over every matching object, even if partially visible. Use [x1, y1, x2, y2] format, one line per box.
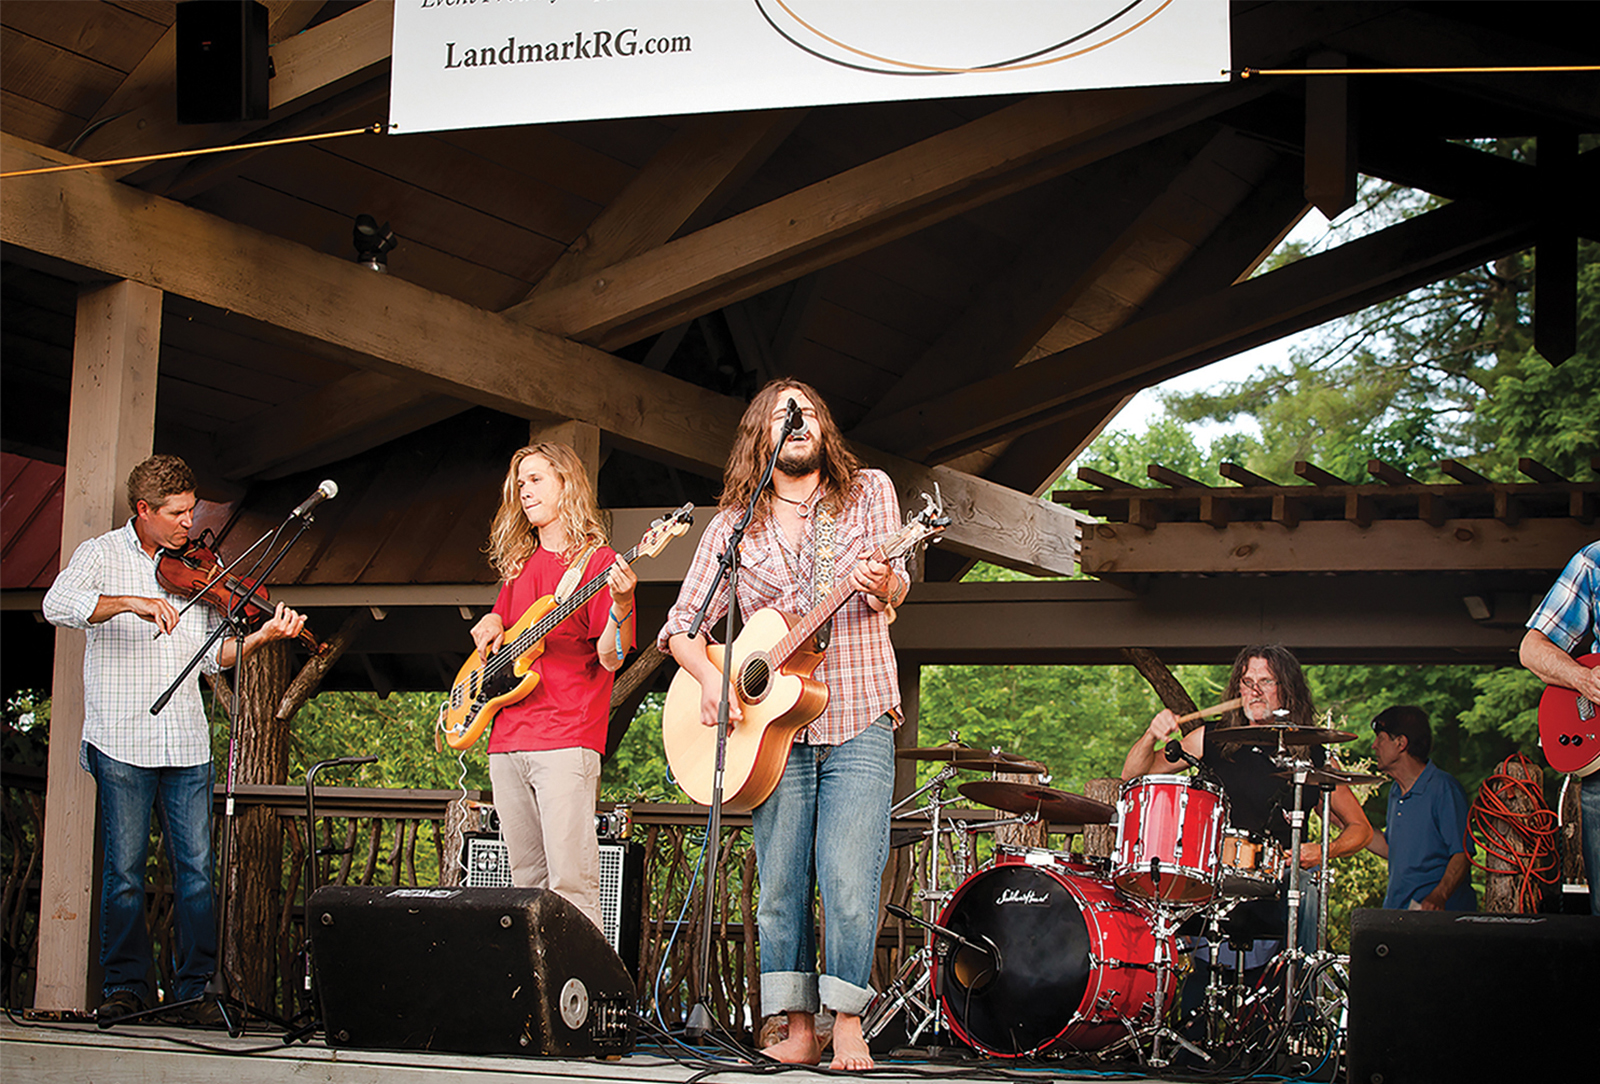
[680, 414, 802, 1040]
[130, 507, 322, 1035]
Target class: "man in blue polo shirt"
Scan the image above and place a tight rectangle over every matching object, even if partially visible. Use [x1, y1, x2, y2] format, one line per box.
[1365, 705, 1475, 911]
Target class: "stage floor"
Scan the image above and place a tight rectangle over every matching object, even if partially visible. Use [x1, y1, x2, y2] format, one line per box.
[2, 1015, 1188, 1084]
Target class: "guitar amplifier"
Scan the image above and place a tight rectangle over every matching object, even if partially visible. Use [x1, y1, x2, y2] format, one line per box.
[463, 836, 642, 975]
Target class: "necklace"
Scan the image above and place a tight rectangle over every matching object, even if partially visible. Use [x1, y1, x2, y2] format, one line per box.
[773, 482, 821, 518]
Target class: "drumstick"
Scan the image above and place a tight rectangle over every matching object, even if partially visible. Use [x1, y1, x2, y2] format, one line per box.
[1171, 697, 1243, 736]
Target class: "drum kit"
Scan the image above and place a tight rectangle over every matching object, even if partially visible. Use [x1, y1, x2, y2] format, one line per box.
[864, 724, 1377, 1070]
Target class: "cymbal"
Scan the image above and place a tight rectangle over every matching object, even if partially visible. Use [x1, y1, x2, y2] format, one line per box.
[957, 780, 1115, 825]
[1220, 724, 1357, 746]
[1274, 767, 1385, 787]
[895, 743, 1046, 773]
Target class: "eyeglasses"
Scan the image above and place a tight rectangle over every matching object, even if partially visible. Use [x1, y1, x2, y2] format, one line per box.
[1240, 678, 1278, 694]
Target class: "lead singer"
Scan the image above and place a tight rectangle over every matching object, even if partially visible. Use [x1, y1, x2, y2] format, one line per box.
[660, 379, 908, 1071]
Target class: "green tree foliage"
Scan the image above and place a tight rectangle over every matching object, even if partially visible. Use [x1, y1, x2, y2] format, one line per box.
[283, 690, 490, 794]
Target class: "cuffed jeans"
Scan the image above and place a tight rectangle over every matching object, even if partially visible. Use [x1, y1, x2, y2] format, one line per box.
[752, 715, 895, 1018]
[85, 745, 217, 1003]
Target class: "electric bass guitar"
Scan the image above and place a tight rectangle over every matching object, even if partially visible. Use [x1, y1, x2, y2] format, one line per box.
[1538, 653, 1600, 776]
[661, 490, 950, 811]
[439, 504, 694, 752]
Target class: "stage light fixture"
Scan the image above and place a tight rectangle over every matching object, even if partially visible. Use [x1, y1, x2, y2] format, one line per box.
[352, 214, 397, 272]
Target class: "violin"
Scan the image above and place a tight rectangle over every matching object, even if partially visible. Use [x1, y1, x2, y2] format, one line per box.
[155, 530, 326, 656]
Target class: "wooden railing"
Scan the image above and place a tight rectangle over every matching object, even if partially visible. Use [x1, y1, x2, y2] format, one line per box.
[0, 772, 991, 1031]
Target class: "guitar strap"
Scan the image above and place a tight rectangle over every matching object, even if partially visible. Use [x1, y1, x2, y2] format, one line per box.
[552, 547, 594, 604]
[812, 507, 835, 653]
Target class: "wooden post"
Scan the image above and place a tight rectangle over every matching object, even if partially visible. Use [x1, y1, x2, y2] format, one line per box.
[1482, 755, 1543, 913]
[225, 639, 294, 1013]
[1082, 778, 1121, 859]
[36, 279, 162, 1012]
[1561, 775, 1588, 908]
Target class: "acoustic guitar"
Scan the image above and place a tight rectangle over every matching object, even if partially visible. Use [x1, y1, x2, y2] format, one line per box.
[661, 491, 949, 811]
[1538, 653, 1600, 776]
[438, 504, 693, 752]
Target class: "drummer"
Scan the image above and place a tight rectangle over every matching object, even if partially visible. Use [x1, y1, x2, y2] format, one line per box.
[1121, 644, 1372, 947]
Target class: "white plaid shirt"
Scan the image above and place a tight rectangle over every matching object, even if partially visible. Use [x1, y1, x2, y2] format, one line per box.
[43, 519, 223, 770]
[1528, 541, 1600, 656]
[660, 469, 906, 745]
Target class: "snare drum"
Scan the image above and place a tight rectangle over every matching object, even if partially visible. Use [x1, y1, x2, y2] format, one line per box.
[1218, 828, 1284, 897]
[935, 855, 1173, 1056]
[1113, 775, 1225, 903]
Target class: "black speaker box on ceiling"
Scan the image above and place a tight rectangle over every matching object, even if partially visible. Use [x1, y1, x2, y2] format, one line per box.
[308, 885, 636, 1057]
[175, 1, 270, 124]
[1346, 907, 1600, 1084]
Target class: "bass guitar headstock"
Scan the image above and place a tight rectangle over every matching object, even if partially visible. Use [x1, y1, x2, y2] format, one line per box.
[637, 503, 695, 560]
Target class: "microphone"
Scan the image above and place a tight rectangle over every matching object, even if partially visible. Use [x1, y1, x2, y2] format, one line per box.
[1166, 739, 1203, 771]
[785, 397, 807, 436]
[291, 480, 338, 519]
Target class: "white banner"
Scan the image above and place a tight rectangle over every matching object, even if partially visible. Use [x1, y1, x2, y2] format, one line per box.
[389, 0, 1230, 135]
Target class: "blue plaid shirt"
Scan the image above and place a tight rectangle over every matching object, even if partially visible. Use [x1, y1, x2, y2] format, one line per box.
[43, 520, 224, 771]
[1527, 541, 1600, 656]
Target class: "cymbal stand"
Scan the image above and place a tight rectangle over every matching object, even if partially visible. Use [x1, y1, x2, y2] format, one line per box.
[1096, 897, 1210, 1069]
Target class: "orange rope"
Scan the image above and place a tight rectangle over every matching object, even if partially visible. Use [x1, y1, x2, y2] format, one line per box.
[1466, 753, 1560, 914]
[1239, 65, 1599, 78]
[0, 124, 384, 179]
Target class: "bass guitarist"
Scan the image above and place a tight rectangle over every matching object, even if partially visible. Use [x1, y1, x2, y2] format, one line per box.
[660, 380, 907, 1072]
[1521, 539, 1600, 914]
[469, 442, 636, 931]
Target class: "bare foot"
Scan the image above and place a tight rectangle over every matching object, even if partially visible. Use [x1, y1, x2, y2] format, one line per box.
[762, 1031, 822, 1064]
[828, 1013, 875, 1072]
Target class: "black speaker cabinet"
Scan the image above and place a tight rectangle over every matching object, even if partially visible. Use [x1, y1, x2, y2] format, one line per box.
[308, 885, 635, 1057]
[175, 1, 269, 124]
[1347, 907, 1600, 1084]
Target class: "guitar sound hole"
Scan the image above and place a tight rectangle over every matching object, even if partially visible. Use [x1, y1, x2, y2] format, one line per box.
[740, 656, 771, 702]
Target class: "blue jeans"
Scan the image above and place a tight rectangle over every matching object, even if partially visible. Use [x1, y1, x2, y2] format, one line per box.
[751, 716, 895, 1017]
[1583, 774, 1600, 915]
[86, 745, 217, 1003]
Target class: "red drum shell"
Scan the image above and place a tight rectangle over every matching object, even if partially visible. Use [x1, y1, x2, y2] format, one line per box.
[1113, 774, 1225, 903]
[934, 858, 1173, 1057]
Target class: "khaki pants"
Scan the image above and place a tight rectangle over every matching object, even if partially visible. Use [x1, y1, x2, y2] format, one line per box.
[488, 747, 603, 931]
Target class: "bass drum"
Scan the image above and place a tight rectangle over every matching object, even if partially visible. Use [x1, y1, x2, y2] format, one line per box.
[934, 858, 1173, 1057]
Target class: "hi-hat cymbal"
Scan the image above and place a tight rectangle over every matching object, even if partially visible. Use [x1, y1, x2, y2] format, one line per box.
[1273, 767, 1385, 787]
[957, 780, 1115, 825]
[895, 743, 1045, 773]
[1220, 724, 1357, 746]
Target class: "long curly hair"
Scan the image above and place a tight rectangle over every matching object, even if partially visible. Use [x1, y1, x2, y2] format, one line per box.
[484, 443, 608, 582]
[718, 378, 863, 519]
[1216, 643, 1316, 731]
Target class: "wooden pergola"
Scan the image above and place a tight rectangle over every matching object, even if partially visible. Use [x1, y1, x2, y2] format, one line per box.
[3, 1, 1596, 1012]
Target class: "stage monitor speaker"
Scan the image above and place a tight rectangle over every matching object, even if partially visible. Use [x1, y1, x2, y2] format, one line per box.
[175, 1, 269, 124]
[308, 885, 635, 1057]
[1347, 907, 1600, 1084]
[460, 837, 644, 977]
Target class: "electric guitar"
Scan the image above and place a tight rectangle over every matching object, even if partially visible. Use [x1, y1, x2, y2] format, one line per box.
[661, 490, 950, 811]
[438, 504, 694, 752]
[1538, 653, 1600, 776]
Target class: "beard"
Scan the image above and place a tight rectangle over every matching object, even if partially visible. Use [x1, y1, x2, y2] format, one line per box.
[776, 441, 822, 477]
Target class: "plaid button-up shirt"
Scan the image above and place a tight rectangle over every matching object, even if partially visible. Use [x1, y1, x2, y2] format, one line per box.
[660, 469, 906, 746]
[43, 519, 223, 771]
[1528, 541, 1600, 656]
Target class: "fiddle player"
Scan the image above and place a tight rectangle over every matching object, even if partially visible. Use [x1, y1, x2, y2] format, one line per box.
[661, 380, 907, 1071]
[43, 455, 306, 1025]
[1121, 645, 1371, 962]
[468, 442, 636, 932]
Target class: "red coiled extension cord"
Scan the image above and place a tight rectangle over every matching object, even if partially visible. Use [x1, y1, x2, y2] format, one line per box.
[1466, 753, 1561, 913]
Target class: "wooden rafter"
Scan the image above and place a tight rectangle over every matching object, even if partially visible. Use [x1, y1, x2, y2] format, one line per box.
[510, 82, 1268, 350]
[0, 132, 1082, 575]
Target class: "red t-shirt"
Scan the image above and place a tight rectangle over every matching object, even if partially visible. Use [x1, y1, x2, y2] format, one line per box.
[485, 545, 617, 755]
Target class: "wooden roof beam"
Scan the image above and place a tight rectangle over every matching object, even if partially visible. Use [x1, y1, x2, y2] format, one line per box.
[0, 133, 1079, 576]
[510, 82, 1268, 350]
[852, 195, 1537, 463]
[515, 109, 806, 300]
